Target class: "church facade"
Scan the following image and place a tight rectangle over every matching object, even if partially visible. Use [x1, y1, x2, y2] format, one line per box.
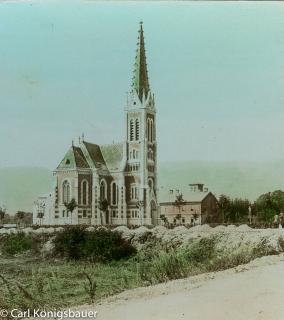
[33, 23, 159, 226]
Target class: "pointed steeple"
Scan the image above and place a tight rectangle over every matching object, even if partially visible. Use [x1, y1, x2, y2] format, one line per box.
[132, 21, 150, 102]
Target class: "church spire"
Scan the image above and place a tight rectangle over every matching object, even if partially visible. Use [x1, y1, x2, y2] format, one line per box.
[132, 21, 150, 102]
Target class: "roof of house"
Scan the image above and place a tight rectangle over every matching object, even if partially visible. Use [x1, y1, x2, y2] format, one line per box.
[159, 188, 212, 204]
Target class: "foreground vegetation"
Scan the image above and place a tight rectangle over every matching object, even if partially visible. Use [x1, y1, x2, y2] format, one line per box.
[0, 226, 282, 313]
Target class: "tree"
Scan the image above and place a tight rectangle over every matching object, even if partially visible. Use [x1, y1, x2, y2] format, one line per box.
[64, 198, 77, 224]
[99, 198, 109, 224]
[174, 194, 185, 213]
[175, 213, 182, 225]
[256, 190, 284, 225]
[15, 211, 26, 227]
[218, 194, 231, 223]
[160, 214, 169, 227]
[0, 206, 6, 225]
[218, 195, 250, 223]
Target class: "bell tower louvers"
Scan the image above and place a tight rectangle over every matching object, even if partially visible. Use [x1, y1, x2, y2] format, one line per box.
[125, 22, 158, 226]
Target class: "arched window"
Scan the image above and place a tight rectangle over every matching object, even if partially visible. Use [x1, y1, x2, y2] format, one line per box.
[100, 180, 107, 200]
[111, 182, 118, 205]
[62, 180, 71, 204]
[81, 180, 89, 205]
[150, 119, 153, 142]
[147, 118, 150, 141]
[130, 184, 139, 200]
[135, 119, 139, 141]
[148, 178, 154, 190]
[130, 119, 134, 141]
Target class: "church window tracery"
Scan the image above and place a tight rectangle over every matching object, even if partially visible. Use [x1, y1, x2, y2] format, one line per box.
[62, 180, 71, 204]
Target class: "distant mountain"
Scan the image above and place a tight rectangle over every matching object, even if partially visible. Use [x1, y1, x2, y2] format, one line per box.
[0, 167, 53, 214]
[1, 161, 284, 214]
[159, 160, 284, 201]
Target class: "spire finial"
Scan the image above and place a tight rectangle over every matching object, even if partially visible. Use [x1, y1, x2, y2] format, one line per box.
[72, 140, 74, 147]
[131, 22, 150, 102]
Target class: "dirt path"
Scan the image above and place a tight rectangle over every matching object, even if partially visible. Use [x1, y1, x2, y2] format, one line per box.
[76, 254, 284, 320]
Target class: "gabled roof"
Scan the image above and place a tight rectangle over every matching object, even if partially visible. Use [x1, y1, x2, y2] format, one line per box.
[159, 187, 212, 204]
[57, 146, 89, 170]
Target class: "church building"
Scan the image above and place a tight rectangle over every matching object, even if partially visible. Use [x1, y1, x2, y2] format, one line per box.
[33, 23, 158, 226]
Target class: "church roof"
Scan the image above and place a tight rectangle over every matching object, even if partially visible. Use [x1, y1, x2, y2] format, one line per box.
[57, 141, 124, 172]
[100, 143, 124, 171]
[82, 141, 107, 169]
[132, 22, 150, 102]
[73, 146, 90, 168]
[57, 146, 90, 170]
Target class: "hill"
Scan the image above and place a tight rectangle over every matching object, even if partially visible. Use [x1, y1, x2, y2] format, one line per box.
[159, 160, 284, 201]
[0, 167, 53, 214]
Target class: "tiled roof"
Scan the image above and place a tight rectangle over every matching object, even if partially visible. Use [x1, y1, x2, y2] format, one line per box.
[82, 141, 107, 169]
[100, 143, 124, 171]
[72, 146, 90, 168]
[81, 141, 124, 171]
[57, 146, 89, 170]
[159, 187, 211, 204]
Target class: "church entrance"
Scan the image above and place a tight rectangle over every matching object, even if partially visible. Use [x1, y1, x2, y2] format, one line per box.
[151, 200, 158, 225]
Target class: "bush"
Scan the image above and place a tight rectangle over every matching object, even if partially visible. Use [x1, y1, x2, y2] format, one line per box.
[53, 226, 136, 261]
[1, 233, 32, 255]
[187, 238, 215, 264]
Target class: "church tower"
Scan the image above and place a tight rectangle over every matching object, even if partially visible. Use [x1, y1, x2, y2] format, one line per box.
[125, 22, 158, 225]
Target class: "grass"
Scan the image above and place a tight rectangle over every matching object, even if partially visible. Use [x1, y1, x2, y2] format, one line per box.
[1, 233, 33, 255]
[0, 256, 140, 312]
[0, 234, 280, 313]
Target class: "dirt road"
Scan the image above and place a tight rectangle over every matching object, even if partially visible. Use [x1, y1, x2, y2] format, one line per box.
[77, 254, 284, 320]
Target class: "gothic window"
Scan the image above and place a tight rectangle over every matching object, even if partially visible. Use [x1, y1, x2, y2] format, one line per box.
[130, 119, 134, 141]
[111, 182, 118, 205]
[148, 178, 154, 190]
[81, 180, 89, 205]
[62, 180, 71, 204]
[100, 179, 107, 200]
[147, 118, 150, 140]
[135, 119, 139, 141]
[148, 149, 154, 160]
[150, 119, 154, 142]
[131, 184, 139, 200]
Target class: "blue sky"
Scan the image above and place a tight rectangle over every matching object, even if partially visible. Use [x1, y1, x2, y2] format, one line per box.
[0, 1, 284, 168]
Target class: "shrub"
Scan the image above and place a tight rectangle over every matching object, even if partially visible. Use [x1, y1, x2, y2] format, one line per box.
[53, 226, 136, 261]
[2, 233, 32, 255]
[187, 238, 215, 264]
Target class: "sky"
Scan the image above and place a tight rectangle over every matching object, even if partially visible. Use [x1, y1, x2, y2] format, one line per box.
[0, 1, 284, 169]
